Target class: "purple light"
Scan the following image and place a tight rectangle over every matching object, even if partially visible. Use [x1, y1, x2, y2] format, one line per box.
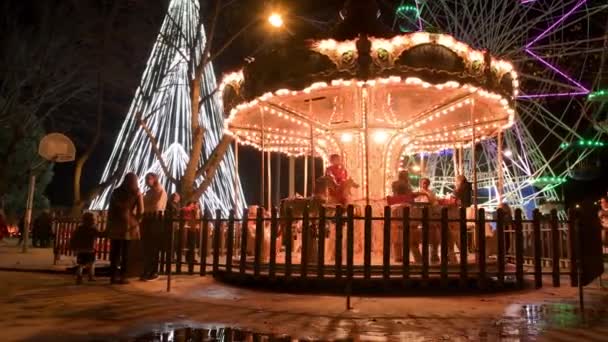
[522, 0, 589, 98]
[526, 0, 587, 48]
[414, 0, 424, 32]
[517, 91, 589, 99]
[525, 48, 589, 94]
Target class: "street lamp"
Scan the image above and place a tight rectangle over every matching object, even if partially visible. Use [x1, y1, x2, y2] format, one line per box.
[268, 13, 284, 28]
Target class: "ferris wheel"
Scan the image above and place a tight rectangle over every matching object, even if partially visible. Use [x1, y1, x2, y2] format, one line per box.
[392, 0, 608, 214]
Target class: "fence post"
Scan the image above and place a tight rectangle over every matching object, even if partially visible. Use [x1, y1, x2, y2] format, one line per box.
[317, 206, 326, 280]
[459, 207, 468, 288]
[53, 221, 61, 264]
[166, 214, 175, 293]
[301, 206, 310, 279]
[346, 205, 355, 308]
[440, 207, 448, 288]
[253, 207, 263, 277]
[514, 209, 524, 289]
[550, 209, 560, 287]
[477, 208, 487, 289]
[212, 209, 221, 276]
[176, 211, 185, 274]
[567, 209, 577, 287]
[200, 212, 209, 276]
[532, 209, 542, 289]
[269, 207, 278, 279]
[335, 206, 344, 280]
[239, 208, 249, 274]
[285, 207, 293, 278]
[496, 208, 505, 287]
[364, 205, 372, 280]
[383, 206, 391, 281]
[226, 210, 235, 273]
[402, 206, 411, 284]
[187, 212, 195, 275]
[421, 207, 430, 285]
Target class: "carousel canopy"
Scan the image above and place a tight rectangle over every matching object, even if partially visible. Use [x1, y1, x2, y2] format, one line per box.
[220, 0, 518, 201]
[222, 30, 517, 157]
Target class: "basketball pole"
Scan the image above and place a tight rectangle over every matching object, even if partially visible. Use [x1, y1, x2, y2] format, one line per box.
[22, 157, 52, 253]
[22, 172, 36, 253]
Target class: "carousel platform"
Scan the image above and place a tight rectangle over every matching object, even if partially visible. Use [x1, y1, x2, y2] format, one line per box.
[208, 254, 518, 294]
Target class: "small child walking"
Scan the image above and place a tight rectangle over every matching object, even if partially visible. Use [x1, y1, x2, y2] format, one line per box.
[70, 212, 99, 284]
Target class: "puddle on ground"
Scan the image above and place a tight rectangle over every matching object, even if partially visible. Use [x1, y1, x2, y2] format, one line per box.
[121, 303, 605, 341]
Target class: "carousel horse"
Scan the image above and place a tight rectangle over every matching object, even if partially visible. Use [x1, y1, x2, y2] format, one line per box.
[279, 176, 359, 257]
[390, 203, 460, 264]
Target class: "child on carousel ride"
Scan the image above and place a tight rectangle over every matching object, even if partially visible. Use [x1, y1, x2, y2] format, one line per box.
[325, 154, 348, 204]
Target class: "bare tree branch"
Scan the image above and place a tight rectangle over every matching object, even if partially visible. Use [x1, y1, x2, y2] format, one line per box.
[136, 114, 178, 185]
[190, 134, 233, 201]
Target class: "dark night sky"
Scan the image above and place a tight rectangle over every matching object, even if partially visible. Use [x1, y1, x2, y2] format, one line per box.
[3, 0, 606, 209]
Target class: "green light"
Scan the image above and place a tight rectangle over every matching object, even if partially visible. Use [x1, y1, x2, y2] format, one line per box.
[588, 89, 608, 102]
[564, 139, 607, 149]
[396, 4, 420, 19]
[531, 176, 566, 185]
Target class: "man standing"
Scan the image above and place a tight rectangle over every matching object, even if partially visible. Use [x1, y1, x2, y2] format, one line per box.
[141, 172, 167, 281]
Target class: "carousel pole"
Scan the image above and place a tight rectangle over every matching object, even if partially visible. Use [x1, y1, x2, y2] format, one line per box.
[497, 130, 504, 205]
[288, 156, 295, 197]
[304, 156, 308, 197]
[274, 153, 281, 206]
[260, 110, 265, 207]
[363, 87, 370, 205]
[234, 140, 239, 210]
[267, 151, 272, 210]
[459, 146, 464, 176]
[309, 96, 316, 194]
[453, 146, 459, 177]
[471, 99, 478, 213]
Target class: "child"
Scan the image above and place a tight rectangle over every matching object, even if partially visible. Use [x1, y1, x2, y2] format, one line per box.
[70, 212, 99, 284]
[325, 154, 348, 204]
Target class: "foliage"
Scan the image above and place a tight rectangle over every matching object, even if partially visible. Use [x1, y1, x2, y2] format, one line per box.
[0, 121, 52, 219]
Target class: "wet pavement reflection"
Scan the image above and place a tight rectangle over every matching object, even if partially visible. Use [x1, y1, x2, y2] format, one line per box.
[124, 302, 607, 342]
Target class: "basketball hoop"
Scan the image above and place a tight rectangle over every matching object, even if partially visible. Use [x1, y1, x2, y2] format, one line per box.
[22, 133, 76, 254]
[38, 133, 76, 163]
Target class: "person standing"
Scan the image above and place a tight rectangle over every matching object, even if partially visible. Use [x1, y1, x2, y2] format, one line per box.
[597, 196, 608, 252]
[141, 172, 167, 281]
[70, 212, 99, 284]
[33, 211, 53, 248]
[452, 175, 473, 207]
[0, 212, 8, 242]
[106, 173, 143, 285]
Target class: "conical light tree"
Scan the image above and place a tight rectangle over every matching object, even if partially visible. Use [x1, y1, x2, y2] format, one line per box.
[90, 0, 245, 215]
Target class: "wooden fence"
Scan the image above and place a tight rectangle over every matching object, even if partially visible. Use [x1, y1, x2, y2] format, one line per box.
[53, 205, 580, 289]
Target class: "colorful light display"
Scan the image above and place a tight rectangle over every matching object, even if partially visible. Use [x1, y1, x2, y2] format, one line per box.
[90, 0, 245, 214]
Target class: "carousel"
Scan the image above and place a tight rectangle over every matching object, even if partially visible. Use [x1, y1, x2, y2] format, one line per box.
[220, 0, 516, 268]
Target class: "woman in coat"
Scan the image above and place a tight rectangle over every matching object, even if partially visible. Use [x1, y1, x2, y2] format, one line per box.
[106, 173, 143, 284]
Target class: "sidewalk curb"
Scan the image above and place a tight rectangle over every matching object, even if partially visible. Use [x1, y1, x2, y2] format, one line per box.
[0, 267, 69, 274]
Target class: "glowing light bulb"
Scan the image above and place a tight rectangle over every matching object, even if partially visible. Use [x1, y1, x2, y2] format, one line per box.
[340, 132, 353, 143]
[503, 149, 513, 158]
[372, 130, 389, 143]
[268, 13, 284, 28]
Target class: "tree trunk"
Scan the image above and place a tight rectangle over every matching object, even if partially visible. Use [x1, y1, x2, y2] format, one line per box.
[181, 74, 204, 201]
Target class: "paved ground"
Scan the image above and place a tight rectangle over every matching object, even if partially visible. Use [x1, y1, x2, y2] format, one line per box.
[1, 271, 607, 341]
[1, 239, 607, 341]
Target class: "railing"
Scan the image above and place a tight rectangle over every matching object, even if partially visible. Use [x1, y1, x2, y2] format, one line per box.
[53, 205, 579, 289]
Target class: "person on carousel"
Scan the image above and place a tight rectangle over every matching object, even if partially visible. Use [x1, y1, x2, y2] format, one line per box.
[387, 170, 414, 205]
[325, 153, 348, 204]
[417, 178, 437, 205]
[452, 175, 473, 207]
